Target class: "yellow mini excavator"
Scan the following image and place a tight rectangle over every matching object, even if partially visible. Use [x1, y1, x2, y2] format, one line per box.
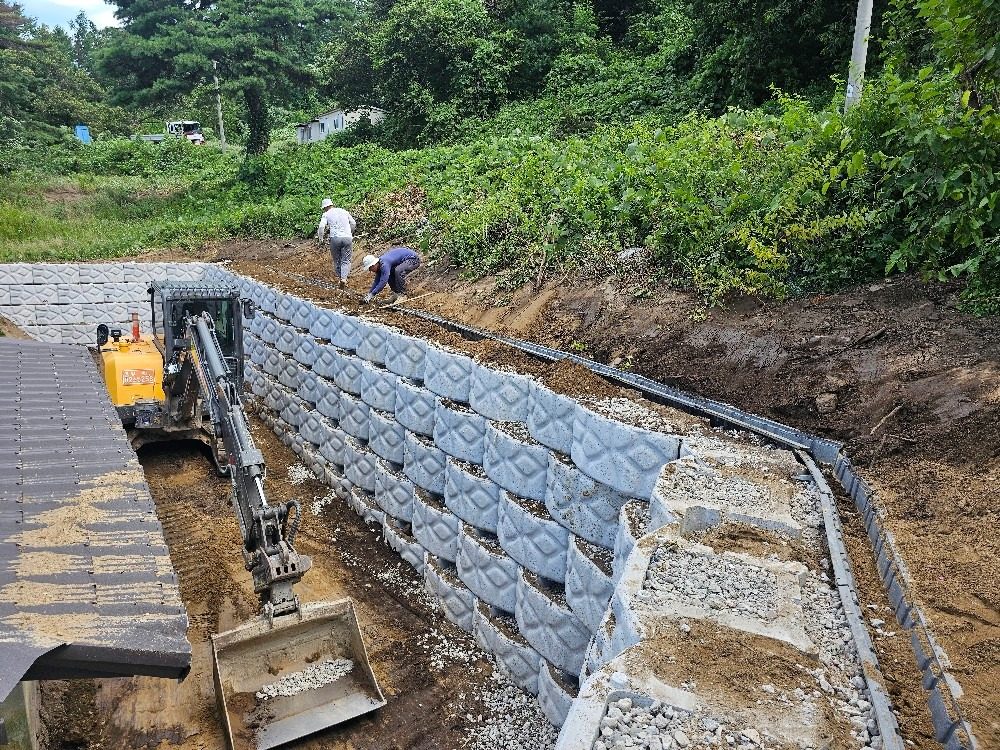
[95, 280, 384, 749]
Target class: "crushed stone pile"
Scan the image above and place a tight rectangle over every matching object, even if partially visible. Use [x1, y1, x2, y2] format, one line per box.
[255, 658, 354, 700]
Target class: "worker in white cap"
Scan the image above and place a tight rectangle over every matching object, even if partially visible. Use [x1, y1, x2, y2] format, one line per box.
[316, 198, 356, 289]
[361, 246, 421, 304]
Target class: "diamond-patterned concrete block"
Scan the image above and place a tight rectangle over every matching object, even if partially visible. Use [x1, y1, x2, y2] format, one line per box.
[571, 407, 681, 499]
[262, 349, 283, 379]
[515, 569, 590, 676]
[33, 304, 83, 325]
[78, 263, 124, 284]
[383, 517, 425, 573]
[308, 307, 336, 341]
[256, 316, 279, 346]
[360, 361, 398, 412]
[395, 379, 436, 437]
[275, 322, 300, 356]
[0, 263, 33, 284]
[413, 489, 460, 562]
[57, 283, 106, 304]
[497, 491, 570, 581]
[403, 431, 447, 493]
[537, 660, 576, 728]
[312, 343, 342, 380]
[470, 365, 533, 422]
[339, 391, 370, 441]
[344, 437, 378, 492]
[328, 311, 361, 351]
[545, 454, 629, 550]
[293, 336, 319, 368]
[565, 536, 614, 633]
[424, 346, 475, 402]
[456, 524, 520, 611]
[444, 458, 502, 533]
[347, 489, 385, 525]
[527, 382, 577, 454]
[274, 294, 298, 323]
[0, 288, 10, 305]
[375, 460, 415, 523]
[299, 411, 328, 447]
[314, 378, 342, 422]
[317, 420, 348, 467]
[277, 357, 301, 391]
[257, 286, 279, 315]
[290, 299, 316, 330]
[297, 369, 321, 406]
[369, 408, 405, 463]
[612, 501, 650, 586]
[332, 351, 364, 396]
[425, 555, 476, 632]
[434, 399, 488, 464]
[280, 393, 309, 428]
[356, 319, 390, 365]
[473, 602, 541, 695]
[385, 330, 427, 381]
[484, 423, 548, 502]
[31, 263, 80, 285]
[10, 284, 59, 305]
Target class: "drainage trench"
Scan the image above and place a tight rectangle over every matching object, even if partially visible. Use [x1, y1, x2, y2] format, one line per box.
[0, 261, 955, 750]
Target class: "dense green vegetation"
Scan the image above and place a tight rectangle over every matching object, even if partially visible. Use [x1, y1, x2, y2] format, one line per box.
[0, 0, 997, 311]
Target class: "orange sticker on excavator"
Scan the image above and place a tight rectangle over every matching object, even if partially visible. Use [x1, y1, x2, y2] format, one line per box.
[122, 368, 156, 386]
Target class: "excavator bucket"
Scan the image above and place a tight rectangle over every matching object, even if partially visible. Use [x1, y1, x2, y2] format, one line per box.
[211, 599, 385, 749]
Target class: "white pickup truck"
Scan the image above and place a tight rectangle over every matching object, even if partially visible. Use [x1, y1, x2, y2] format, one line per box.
[136, 120, 206, 145]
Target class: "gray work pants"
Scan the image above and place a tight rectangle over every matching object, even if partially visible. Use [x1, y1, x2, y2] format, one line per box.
[329, 236, 353, 281]
[389, 255, 421, 294]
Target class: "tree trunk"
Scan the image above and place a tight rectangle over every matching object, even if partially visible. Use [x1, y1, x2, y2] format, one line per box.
[244, 86, 270, 155]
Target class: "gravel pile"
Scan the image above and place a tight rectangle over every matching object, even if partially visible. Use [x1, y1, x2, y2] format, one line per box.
[287, 463, 312, 486]
[640, 547, 779, 622]
[462, 666, 558, 750]
[416, 626, 483, 672]
[581, 397, 682, 435]
[310, 488, 337, 515]
[494, 420, 537, 444]
[255, 658, 354, 700]
[663, 460, 775, 516]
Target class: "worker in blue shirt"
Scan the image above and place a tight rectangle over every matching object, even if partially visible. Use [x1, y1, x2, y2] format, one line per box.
[362, 246, 422, 304]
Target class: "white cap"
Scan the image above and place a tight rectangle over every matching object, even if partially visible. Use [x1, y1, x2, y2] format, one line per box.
[321, 198, 333, 209]
[362, 254, 379, 271]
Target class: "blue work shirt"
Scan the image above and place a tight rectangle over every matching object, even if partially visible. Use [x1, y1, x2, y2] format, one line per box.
[369, 247, 420, 295]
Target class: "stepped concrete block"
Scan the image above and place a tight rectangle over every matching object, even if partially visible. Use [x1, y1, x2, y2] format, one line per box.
[297, 369, 321, 405]
[293, 336, 319, 368]
[369, 408, 405, 463]
[317, 420, 348, 467]
[274, 294, 297, 323]
[527, 382, 577, 454]
[412, 489, 460, 562]
[0, 264, 33, 284]
[291, 300, 316, 330]
[565, 537, 615, 633]
[31, 263, 80, 285]
[344, 437, 378, 493]
[262, 349, 283, 379]
[280, 393, 309, 428]
[474, 602, 542, 695]
[257, 287, 279, 315]
[515, 569, 590, 676]
[33, 305, 82, 325]
[444, 458, 502, 533]
[356, 319, 390, 365]
[360, 362, 398, 412]
[571, 407, 681, 499]
[277, 357, 300, 390]
[78, 263, 124, 284]
[497, 491, 570, 582]
[301, 445, 327, 479]
[383, 517, 425, 573]
[332, 351, 364, 395]
[339, 391, 370, 441]
[394, 379, 436, 437]
[315, 379, 342, 422]
[484, 423, 548, 501]
[327, 311, 361, 351]
[57, 284, 106, 304]
[275, 323, 300, 356]
[312, 343, 342, 380]
[545, 455, 629, 550]
[249, 369, 268, 399]
[385, 330, 427, 380]
[0, 305, 33, 325]
[456, 524, 520, 611]
[433, 399, 488, 464]
[424, 346, 475, 402]
[257, 316, 279, 346]
[374, 460, 415, 523]
[613, 502, 650, 586]
[403, 431, 447, 493]
[262, 387, 283, 413]
[10, 284, 60, 305]
[347, 489, 385, 526]
[307, 307, 334, 341]
[299, 411, 328, 447]
[470, 365, 532, 422]
[58, 326, 95, 346]
[108, 282, 151, 303]
[537, 660, 576, 728]
[425, 555, 476, 632]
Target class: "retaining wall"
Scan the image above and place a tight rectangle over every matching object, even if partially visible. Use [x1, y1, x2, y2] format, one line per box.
[0, 262, 904, 750]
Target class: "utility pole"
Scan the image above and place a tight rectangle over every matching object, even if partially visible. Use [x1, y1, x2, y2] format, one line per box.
[213, 60, 227, 152]
[845, 0, 874, 111]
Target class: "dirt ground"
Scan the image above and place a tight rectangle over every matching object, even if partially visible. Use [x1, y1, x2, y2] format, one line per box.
[40, 419, 506, 750]
[191, 237, 999, 748]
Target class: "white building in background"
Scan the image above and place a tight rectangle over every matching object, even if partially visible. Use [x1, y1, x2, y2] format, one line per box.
[296, 106, 386, 144]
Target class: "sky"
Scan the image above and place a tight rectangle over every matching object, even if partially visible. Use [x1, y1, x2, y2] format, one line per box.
[20, 0, 119, 30]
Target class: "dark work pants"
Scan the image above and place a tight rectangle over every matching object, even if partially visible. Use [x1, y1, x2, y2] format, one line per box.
[388, 256, 421, 293]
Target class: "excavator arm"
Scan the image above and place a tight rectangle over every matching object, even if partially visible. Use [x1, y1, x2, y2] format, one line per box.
[184, 312, 311, 619]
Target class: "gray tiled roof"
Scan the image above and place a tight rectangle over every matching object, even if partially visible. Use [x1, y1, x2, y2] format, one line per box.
[0, 338, 190, 700]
